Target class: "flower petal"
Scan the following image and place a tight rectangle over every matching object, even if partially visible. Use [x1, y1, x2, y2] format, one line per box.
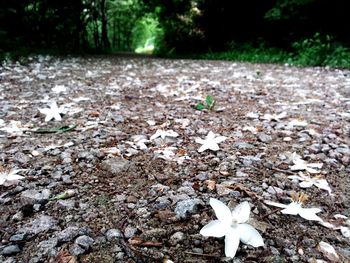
[280, 202, 301, 215]
[299, 181, 313, 188]
[264, 200, 288, 209]
[299, 208, 323, 221]
[200, 220, 228, 237]
[224, 228, 240, 258]
[209, 198, 232, 225]
[237, 223, 264, 247]
[214, 136, 227, 144]
[314, 180, 332, 193]
[231, 201, 250, 223]
[207, 142, 220, 151]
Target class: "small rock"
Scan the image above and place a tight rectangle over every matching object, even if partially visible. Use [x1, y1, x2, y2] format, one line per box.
[1, 245, 21, 256]
[57, 226, 80, 243]
[75, 235, 94, 250]
[170, 231, 185, 245]
[101, 157, 132, 175]
[141, 228, 167, 239]
[22, 215, 58, 235]
[175, 198, 203, 219]
[21, 189, 51, 205]
[37, 238, 58, 256]
[69, 244, 85, 256]
[106, 229, 122, 241]
[267, 186, 284, 195]
[257, 132, 273, 143]
[9, 233, 26, 242]
[124, 226, 137, 238]
[13, 152, 30, 164]
[216, 184, 240, 197]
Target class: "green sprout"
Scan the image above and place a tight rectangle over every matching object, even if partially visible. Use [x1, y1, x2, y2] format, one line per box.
[195, 95, 215, 111]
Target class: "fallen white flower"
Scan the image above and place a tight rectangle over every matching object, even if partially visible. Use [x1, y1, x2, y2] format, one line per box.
[200, 198, 264, 258]
[319, 214, 350, 239]
[150, 129, 179, 140]
[287, 119, 308, 128]
[290, 152, 323, 174]
[262, 112, 287, 121]
[288, 172, 332, 194]
[0, 169, 24, 186]
[51, 85, 67, 94]
[265, 193, 323, 221]
[39, 101, 65, 122]
[196, 131, 227, 152]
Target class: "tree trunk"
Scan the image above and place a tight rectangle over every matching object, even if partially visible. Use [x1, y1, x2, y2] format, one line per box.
[101, 0, 110, 49]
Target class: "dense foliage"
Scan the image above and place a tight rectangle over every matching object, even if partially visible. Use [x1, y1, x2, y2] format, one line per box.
[1, 0, 350, 67]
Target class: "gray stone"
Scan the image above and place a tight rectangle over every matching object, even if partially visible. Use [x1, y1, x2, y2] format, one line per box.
[141, 228, 167, 239]
[267, 186, 284, 195]
[69, 244, 85, 256]
[21, 189, 51, 205]
[13, 152, 30, 164]
[257, 132, 273, 143]
[75, 235, 94, 250]
[170, 231, 185, 245]
[22, 215, 58, 235]
[234, 142, 254, 149]
[1, 245, 21, 256]
[106, 229, 122, 241]
[240, 155, 261, 166]
[57, 200, 75, 209]
[37, 238, 58, 256]
[101, 157, 131, 175]
[57, 226, 80, 243]
[9, 233, 26, 242]
[175, 198, 203, 219]
[124, 226, 137, 238]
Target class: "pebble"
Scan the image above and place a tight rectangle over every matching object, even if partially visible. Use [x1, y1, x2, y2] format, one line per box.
[69, 244, 86, 256]
[75, 235, 94, 250]
[37, 238, 58, 256]
[106, 229, 122, 241]
[124, 226, 137, 238]
[101, 157, 132, 175]
[57, 226, 81, 243]
[9, 233, 26, 242]
[21, 215, 58, 235]
[175, 198, 203, 219]
[170, 231, 185, 245]
[1, 245, 21, 256]
[257, 132, 273, 143]
[21, 189, 51, 205]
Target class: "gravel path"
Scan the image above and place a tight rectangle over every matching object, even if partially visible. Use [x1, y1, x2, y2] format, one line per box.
[1, 55, 350, 263]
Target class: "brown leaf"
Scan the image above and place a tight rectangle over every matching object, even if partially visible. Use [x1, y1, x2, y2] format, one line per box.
[50, 249, 77, 263]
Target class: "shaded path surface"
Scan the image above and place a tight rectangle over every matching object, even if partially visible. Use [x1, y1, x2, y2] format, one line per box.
[1, 56, 350, 262]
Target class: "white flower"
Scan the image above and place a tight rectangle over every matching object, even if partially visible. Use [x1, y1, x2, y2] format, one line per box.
[0, 169, 24, 186]
[39, 101, 65, 122]
[265, 198, 323, 221]
[150, 129, 179, 140]
[288, 173, 332, 194]
[290, 152, 323, 174]
[195, 131, 227, 152]
[51, 85, 67, 94]
[200, 198, 264, 258]
[262, 112, 287, 121]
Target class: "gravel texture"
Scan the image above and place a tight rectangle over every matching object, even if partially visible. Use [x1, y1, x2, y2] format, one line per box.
[1, 55, 350, 262]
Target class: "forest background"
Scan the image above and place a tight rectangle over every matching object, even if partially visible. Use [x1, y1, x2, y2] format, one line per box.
[1, 0, 350, 68]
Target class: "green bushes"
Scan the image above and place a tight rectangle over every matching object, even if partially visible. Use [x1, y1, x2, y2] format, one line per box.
[198, 33, 350, 69]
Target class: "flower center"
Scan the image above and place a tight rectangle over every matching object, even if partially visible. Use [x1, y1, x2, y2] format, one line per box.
[231, 218, 238, 228]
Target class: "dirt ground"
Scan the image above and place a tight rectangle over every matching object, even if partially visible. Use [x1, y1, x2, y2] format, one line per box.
[0, 55, 350, 263]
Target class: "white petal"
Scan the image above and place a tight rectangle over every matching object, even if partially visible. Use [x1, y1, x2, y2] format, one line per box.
[299, 208, 323, 221]
[264, 200, 288, 209]
[224, 229, 240, 258]
[0, 175, 6, 185]
[200, 220, 228, 237]
[207, 142, 220, 151]
[195, 138, 205, 144]
[207, 131, 216, 140]
[340, 226, 350, 238]
[281, 202, 302, 215]
[299, 181, 313, 188]
[314, 180, 332, 193]
[214, 136, 227, 144]
[209, 198, 232, 225]
[7, 174, 24, 181]
[150, 130, 161, 140]
[306, 167, 321, 174]
[231, 201, 250, 223]
[197, 145, 207, 153]
[237, 223, 264, 247]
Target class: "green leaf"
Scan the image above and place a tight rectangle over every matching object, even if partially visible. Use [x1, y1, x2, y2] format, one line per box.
[195, 103, 205, 110]
[33, 124, 77, 134]
[205, 95, 215, 110]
